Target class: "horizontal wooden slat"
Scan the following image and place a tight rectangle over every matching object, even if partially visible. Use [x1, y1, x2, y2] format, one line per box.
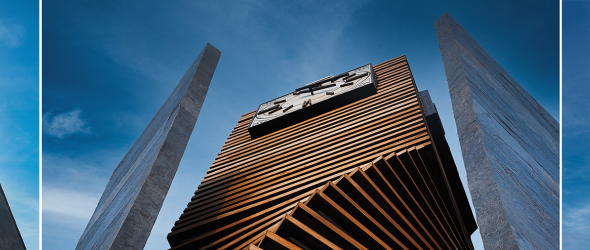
[168, 55, 472, 250]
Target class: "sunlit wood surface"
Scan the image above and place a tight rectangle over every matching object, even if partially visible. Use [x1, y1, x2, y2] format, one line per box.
[167, 55, 473, 250]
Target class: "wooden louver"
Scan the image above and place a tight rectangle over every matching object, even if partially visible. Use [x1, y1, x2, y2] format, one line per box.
[168, 55, 476, 249]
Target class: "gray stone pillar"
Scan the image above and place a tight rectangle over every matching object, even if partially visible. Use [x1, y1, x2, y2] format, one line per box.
[76, 43, 221, 250]
[0, 183, 26, 250]
[435, 13, 559, 249]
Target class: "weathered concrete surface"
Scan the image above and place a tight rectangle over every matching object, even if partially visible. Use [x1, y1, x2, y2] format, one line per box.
[435, 13, 559, 250]
[0, 183, 26, 250]
[76, 44, 221, 250]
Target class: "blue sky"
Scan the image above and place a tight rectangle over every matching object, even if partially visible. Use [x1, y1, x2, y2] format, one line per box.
[563, 0, 590, 249]
[0, 0, 39, 249]
[42, 0, 558, 249]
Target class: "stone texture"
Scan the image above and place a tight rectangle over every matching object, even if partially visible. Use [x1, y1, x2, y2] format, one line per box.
[435, 13, 559, 250]
[76, 44, 221, 250]
[0, 183, 26, 250]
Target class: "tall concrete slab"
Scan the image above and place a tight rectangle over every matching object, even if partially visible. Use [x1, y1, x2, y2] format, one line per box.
[0, 183, 26, 250]
[435, 13, 559, 249]
[76, 43, 221, 250]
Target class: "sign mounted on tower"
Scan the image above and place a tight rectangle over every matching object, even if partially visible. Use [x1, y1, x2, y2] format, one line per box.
[248, 64, 377, 137]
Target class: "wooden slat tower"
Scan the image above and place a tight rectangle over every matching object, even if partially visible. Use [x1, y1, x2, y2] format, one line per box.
[168, 55, 477, 249]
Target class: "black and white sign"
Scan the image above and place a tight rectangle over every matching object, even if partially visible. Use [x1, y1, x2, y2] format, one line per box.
[248, 64, 377, 137]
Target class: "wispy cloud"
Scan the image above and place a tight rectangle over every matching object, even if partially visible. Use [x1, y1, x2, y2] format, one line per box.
[42, 149, 125, 248]
[564, 204, 590, 248]
[43, 108, 91, 139]
[43, 187, 101, 229]
[0, 20, 24, 47]
[42, 150, 124, 227]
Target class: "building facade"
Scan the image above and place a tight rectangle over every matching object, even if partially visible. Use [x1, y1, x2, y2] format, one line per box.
[168, 55, 477, 249]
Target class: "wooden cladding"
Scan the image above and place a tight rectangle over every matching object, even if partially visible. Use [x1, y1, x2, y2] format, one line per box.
[254, 143, 472, 250]
[168, 55, 473, 249]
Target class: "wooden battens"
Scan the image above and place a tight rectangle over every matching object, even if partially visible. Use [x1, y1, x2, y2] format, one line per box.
[168, 55, 474, 250]
[254, 144, 472, 250]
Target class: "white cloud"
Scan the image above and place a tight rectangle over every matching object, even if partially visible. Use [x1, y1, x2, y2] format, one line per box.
[42, 150, 125, 233]
[43, 186, 101, 229]
[564, 203, 590, 248]
[564, 204, 590, 231]
[43, 108, 91, 139]
[0, 21, 24, 47]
